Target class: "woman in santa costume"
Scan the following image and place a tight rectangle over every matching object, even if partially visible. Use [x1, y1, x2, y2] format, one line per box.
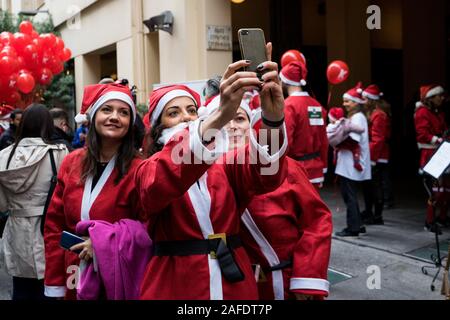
[361, 85, 391, 225]
[414, 85, 449, 233]
[335, 83, 372, 238]
[44, 83, 145, 299]
[203, 96, 332, 300]
[136, 46, 288, 300]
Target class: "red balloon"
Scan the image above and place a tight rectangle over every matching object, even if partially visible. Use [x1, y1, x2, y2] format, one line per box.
[55, 37, 65, 52]
[0, 32, 14, 45]
[30, 30, 39, 39]
[327, 60, 350, 85]
[32, 37, 44, 53]
[4, 90, 21, 105]
[281, 50, 306, 68]
[12, 33, 31, 52]
[0, 56, 18, 75]
[60, 47, 72, 62]
[19, 21, 34, 35]
[3, 73, 18, 90]
[16, 72, 35, 94]
[37, 68, 53, 85]
[0, 46, 18, 58]
[50, 57, 64, 75]
[40, 33, 57, 49]
[16, 56, 26, 70]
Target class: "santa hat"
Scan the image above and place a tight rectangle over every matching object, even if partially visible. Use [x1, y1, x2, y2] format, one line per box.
[420, 85, 444, 101]
[76, 83, 136, 124]
[328, 107, 345, 122]
[343, 82, 366, 104]
[197, 95, 253, 120]
[362, 84, 383, 100]
[279, 61, 308, 87]
[148, 85, 201, 127]
[0, 104, 15, 120]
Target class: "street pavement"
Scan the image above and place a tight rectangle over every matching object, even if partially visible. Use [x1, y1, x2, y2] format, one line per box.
[0, 176, 448, 300]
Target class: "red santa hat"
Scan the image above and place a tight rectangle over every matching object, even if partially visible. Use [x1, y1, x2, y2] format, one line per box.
[279, 60, 308, 87]
[362, 84, 383, 100]
[0, 104, 15, 120]
[76, 83, 136, 124]
[148, 85, 201, 127]
[328, 107, 345, 122]
[420, 84, 444, 101]
[197, 95, 253, 120]
[343, 82, 366, 104]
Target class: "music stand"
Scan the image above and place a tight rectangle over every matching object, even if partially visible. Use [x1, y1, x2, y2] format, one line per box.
[420, 141, 450, 291]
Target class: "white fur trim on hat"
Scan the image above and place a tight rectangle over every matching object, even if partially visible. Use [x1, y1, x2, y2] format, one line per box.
[343, 93, 366, 105]
[362, 91, 380, 100]
[280, 72, 304, 87]
[425, 86, 444, 99]
[74, 113, 88, 124]
[199, 96, 253, 120]
[151, 90, 196, 127]
[90, 91, 136, 123]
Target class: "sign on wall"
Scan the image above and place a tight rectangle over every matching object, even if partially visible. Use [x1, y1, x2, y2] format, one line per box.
[206, 25, 232, 51]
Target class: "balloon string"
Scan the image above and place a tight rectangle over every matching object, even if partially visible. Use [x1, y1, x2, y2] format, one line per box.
[327, 85, 334, 108]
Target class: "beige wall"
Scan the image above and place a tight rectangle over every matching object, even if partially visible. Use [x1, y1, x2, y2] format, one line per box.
[143, 0, 232, 85]
[46, 0, 98, 27]
[57, 0, 132, 58]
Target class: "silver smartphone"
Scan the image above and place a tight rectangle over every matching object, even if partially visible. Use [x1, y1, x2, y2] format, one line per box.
[238, 28, 267, 72]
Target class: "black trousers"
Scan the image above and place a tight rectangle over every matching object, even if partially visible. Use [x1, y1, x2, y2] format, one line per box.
[363, 164, 385, 219]
[12, 277, 48, 301]
[340, 176, 362, 233]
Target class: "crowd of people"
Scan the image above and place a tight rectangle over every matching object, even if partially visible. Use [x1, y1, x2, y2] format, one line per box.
[0, 42, 448, 301]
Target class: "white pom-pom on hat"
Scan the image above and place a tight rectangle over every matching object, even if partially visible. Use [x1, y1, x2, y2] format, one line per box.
[357, 88, 363, 94]
[300, 79, 307, 86]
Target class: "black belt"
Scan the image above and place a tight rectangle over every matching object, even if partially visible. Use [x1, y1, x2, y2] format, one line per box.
[260, 260, 292, 274]
[154, 235, 242, 256]
[294, 152, 320, 162]
[154, 235, 245, 283]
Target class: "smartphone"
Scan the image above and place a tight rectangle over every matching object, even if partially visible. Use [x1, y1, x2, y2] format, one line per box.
[60, 231, 85, 254]
[238, 28, 267, 72]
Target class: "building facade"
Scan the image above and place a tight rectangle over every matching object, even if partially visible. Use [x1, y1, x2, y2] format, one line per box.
[2, 0, 449, 176]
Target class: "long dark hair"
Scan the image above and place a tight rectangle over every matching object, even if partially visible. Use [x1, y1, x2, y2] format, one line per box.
[81, 107, 138, 184]
[7, 104, 55, 169]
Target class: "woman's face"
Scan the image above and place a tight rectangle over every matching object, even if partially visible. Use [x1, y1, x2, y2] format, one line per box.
[429, 94, 445, 108]
[160, 96, 198, 128]
[343, 98, 359, 113]
[225, 107, 250, 150]
[94, 99, 131, 141]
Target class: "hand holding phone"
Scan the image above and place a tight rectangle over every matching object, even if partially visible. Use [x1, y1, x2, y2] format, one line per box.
[60, 231, 85, 254]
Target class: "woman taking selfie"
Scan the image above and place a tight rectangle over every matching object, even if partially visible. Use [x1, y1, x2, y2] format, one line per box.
[44, 84, 147, 300]
[137, 44, 289, 300]
[0, 104, 68, 300]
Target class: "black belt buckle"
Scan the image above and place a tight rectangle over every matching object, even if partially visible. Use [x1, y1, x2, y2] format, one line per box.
[216, 239, 245, 283]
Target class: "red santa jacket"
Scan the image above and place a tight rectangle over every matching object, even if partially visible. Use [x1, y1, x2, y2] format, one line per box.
[44, 149, 144, 299]
[368, 109, 391, 163]
[414, 104, 448, 168]
[135, 118, 288, 300]
[240, 158, 332, 300]
[284, 92, 328, 184]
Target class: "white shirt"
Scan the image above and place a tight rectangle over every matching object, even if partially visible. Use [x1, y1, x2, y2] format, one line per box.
[335, 112, 372, 181]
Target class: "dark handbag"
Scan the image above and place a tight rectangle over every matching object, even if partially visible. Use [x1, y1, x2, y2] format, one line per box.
[0, 211, 9, 238]
[40, 149, 58, 235]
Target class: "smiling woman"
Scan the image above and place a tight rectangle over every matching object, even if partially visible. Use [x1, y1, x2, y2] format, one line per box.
[43, 84, 151, 300]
